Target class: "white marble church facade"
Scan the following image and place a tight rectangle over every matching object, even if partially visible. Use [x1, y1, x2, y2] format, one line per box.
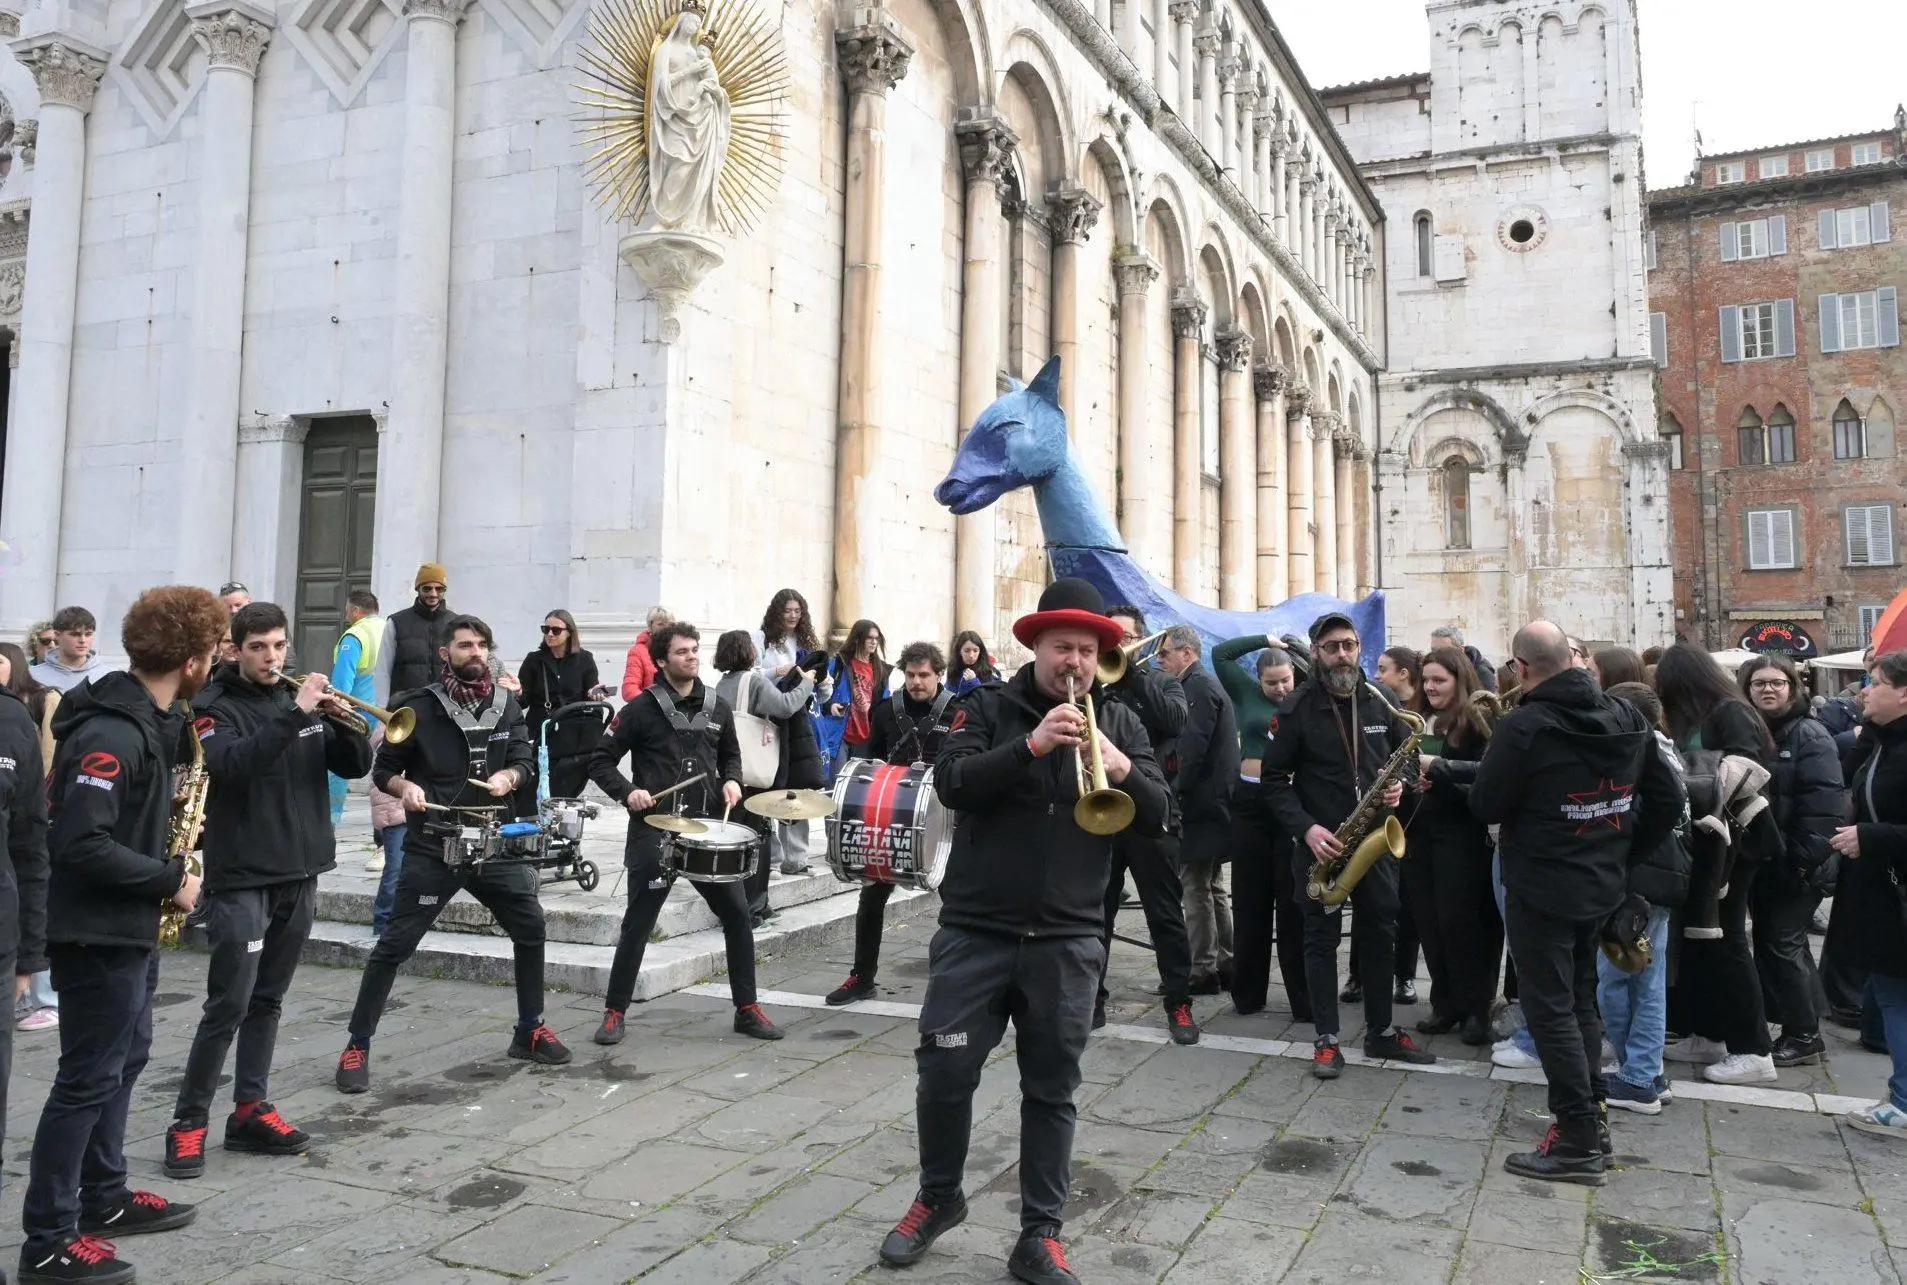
[0, 0, 1385, 660]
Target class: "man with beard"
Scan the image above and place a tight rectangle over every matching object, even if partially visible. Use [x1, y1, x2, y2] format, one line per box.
[878, 579, 1169, 1285]
[376, 564, 452, 702]
[1263, 611, 1434, 1079]
[20, 586, 223, 1285]
[335, 615, 568, 1094]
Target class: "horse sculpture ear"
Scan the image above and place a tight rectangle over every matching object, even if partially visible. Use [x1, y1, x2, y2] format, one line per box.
[1028, 356, 1062, 406]
[1002, 374, 1026, 394]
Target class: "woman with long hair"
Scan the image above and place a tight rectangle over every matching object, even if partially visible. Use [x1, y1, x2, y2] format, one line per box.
[1376, 646, 1424, 713]
[1739, 652, 1843, 1068]
[947, 630, 999, 696]
[0, 641, 59, 1032]
[822, 620, 889, 775]
[713, 630, 821, 925]
[758, 589, 821, 679]
[518, 609, 603, 800]
[1655, 641, 1778, 1085]
[754, 590, 826, 873]
[1408, 647, 1503, 1044]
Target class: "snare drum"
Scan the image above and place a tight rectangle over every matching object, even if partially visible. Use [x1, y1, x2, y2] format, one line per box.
[662, 819, 760, 883]
[825, 760, 953, 891]
[439, 821, 498, 867]
[538, 797, 599, 842]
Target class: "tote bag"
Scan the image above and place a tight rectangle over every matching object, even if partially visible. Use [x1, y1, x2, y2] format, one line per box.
[731, 671, 781, 788]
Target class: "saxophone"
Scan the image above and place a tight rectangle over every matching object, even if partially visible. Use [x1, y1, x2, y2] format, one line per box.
[1304, 690, 1426, 907]
[159, 703, 209, 947]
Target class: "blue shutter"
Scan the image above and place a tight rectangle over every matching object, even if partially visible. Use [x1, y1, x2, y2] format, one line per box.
[1769, 215, 1787, 255]
[1820, 294, 1842, 352]
[1775, 299, 1795, 357]
[1880, 287, 1900, 347]
[1720, 222, 1738, 261]
[1720, 306, 1741, 362]
[1820, 210, 1838, 250]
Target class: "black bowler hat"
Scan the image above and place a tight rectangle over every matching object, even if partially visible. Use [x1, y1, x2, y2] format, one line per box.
[1308, 611, 1358, 643]
[1012, 578, 1125, 652]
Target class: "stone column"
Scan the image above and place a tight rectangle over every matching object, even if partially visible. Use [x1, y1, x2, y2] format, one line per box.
[1095, 0, 1112, 37]
[1322, 212, 1338, 307]
[1313, 413, 1338, 599]
[1169, 0, 1196, 122]
[1334, 424, 1356, 595]
[1252, 110, 1271, 214]
[1047, 182, 1102, 426]
[829, 15, 912, 635]
[1151, 0, 1169, 91]
[1114, 253, 1160, 571]
[1284, 383, 1313, 596]
[1271, 132, 1289, 244]
[177, 2, 271, 588]
[953, 114, 1017, 640]
[1312, 181, 1328, 292]
[1353, 443, 1376, 595]
[1215, 325, 1253, 610]
[1253, 364, 1287, 605]
[372, 0, 468, 601]
[0, 38, 105, 628]
[1235, 86, 1256, 193]
[1170, 288, 1205, 595]
[1111, 0, 1134, 59]
[1216, 54, 1237, 175]
[1297, 171, 1315, 279]
[1194, 26, 1219, 154]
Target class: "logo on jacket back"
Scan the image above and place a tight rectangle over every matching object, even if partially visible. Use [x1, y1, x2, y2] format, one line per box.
[76, 751, 121, 790]
[1563, 777, 1636, 834]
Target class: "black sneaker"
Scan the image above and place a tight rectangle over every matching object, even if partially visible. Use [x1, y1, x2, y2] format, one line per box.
[594, 1007, 627, 1046]
[1459, 1015, 1493, 1046]
[825, 973, 876, 1006]
[335, 1044, 370, 1094]
[1339, 977, 1363, 1004]
[225, 1103, 310, 1156]
[1366, 1028, 1436, 1065]
[1167, 1002, 1200, 1046]
[1597, 1105, 1613, 1156]
[878, 1193, 968, 1266]
[1188, 975, 1223, 996]
[1091, 1003, 1106, 1031]
[509, 1025, 574, 1065]
[1394, 979, 1419, 1005]
[18, 1236, 135, 1284]
[1772, 1032, 1826, 1067]
[734, 1003, 783, 1040]
[1415, 1013, 1460, 1036]
[1008, 1225, 1080, 1285]
[1504, 1120, 1605, 1185]
[164, 1118, 208, 1178]
[1312, 1039, 1344, 1080]
[80, 1191, 197, 1236]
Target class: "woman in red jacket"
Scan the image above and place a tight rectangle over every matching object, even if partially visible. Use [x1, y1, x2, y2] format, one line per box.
[620, 606, 674, 699]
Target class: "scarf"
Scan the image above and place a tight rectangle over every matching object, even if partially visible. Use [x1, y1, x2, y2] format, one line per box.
[443, 661, 495, 714]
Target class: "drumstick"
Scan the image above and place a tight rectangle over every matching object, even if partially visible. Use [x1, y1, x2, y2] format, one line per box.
[722, 800, 733, 825]
[423, 801, 504, 812]
[648, 773, 709, 805]
[468, 778, 494, 791]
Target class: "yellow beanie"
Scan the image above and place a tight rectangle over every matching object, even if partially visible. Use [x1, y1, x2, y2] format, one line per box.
[414, 562, 448, 589]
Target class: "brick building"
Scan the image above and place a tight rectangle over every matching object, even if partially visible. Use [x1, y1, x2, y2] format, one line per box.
[1649, 113, 1907, 654]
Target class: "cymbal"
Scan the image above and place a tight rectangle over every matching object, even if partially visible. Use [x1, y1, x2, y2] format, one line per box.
[743, 790, 837, 822]
[644, 814, 710, 835]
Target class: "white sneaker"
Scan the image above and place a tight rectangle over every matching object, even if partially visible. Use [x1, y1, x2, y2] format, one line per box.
[1844, 1101, 1907, 1140]
[1491, 1044, 1543, 1069]
[1600, 1040, 1620, 1075]
[1703, 1052, 1777, 1085]
[365, 854, 385, 873]
[15, 1007, 58, 1032]
[1664, 1035, 1727, 1065]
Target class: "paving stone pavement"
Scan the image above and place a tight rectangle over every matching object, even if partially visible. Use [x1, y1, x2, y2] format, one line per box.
[1, 908, 1902, 1283]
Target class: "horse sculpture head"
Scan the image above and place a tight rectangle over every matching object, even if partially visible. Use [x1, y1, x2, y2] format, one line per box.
[934, 356, 1069, 515]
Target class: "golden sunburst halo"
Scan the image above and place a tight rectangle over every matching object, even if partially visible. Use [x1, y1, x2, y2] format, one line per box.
[575, 0, 790, 237]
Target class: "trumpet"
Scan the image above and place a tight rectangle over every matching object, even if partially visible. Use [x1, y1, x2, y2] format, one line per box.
[1067, 675, 1136, 835]
[1096, 629, 1171, 686]
[271, 669, 415, 743]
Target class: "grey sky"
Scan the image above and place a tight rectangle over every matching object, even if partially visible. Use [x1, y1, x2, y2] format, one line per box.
[1265, 0, 1907, 185]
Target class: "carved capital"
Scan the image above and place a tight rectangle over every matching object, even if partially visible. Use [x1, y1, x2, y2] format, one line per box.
[1193, 31, 1220, 58]
[1253, 362, 1288, 399]
[238, 416, 310, 446]
[1625, 439, 1673, 464]
[1045, 182, 1102, 245]
[15, 118, 33, 165]
[401, 0, 470, 20]
[0, 261, 23, 316]
[1284, 382, 1312, 418]
[15, 40, 107, 112]
[1170, 287, 1206, 340]
[1216, 56, 1239, 89]
[1113, 251, 1160, 298]
[1298, 169, 1316, 193]
[1166, 0, 1198, 23]
[0, 11, 17, 39]
[1268, 131, 1288, 158]
[1214, 324, 1251, 371]
[1236, 87, 1259, 116]
[955, 114, 1018, 200]
[836, 15, 913, 95]
[188, 4, 273, 76]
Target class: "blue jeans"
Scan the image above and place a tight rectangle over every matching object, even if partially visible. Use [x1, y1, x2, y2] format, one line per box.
[1597, 906, 1671, 1090]
[372, 826, 406, 937]
[1491, 852, 1540, 1058]
[1868, 973, 1907, 1111]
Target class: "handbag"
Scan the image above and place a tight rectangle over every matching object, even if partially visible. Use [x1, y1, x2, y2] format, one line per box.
[730, 671, 781, 789]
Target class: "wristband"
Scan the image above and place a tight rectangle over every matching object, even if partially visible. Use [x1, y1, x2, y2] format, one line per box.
[1026, 734, 1045, 759]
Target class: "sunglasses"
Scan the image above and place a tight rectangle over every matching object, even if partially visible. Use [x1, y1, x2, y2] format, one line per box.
[541, 625, 568, 635]
[1316, 639, 1360, 655]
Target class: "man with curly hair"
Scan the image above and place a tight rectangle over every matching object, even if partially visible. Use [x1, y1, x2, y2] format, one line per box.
[20, 586, 224, 1285]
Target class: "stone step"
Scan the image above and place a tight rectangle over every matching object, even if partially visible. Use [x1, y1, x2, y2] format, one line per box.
[298, 882, 936, 1003]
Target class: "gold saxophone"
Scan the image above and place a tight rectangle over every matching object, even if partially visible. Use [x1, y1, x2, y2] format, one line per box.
[159, 703, 209, 947]
[1305, 691, 1426, 907]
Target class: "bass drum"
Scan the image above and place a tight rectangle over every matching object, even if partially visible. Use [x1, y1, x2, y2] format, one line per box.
[825, 760, 953, 891]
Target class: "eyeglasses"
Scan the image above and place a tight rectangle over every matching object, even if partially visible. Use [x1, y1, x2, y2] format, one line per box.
[541, 625, 568, 635]
[219, 582, 249, 596]
[1748, 678, 1790, 691]
[1315, 639, 1360, 656]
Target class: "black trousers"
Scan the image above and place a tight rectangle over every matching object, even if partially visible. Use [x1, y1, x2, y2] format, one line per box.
[1669, 859, 1771, 1055]
[1228, 798, 1305, 1017]
[915, 927, 1101, 1232]
[605, 828, 756, 1011]
[0, 946, 12, 1219]
[350, 850, 547, 1037]
[1097, 828, 1192, 1009]
[852, 881, 896, 978]
[1820, 891, 1868, 1017]
[1404, 826, 1502, 1024]
[1751, 877, 1825, 1037]
[1294, 845, 1398, 1039]
[738, 798, 774, 919]
[1348, 899, 1418, 985]
[176, 879, 316, 1121]
[1503, 893, 1604, 1122]
[24, 946, 157, 1256]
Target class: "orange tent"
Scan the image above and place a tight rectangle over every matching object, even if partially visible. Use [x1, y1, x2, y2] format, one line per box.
[1874, 584, 1907, 654]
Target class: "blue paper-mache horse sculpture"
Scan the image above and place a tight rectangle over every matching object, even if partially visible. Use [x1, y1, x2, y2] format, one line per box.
[934, 356, 1385, 673]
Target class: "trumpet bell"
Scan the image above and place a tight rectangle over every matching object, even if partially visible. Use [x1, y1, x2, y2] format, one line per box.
[385, 705, 418, 745]
[1074, 789, 1136, 836]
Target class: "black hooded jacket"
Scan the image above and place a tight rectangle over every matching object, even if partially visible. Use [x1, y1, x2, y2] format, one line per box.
[1260, 676, 1410, 839]
[589, 679, 743, 859]
[518, 647, 601, 754]
[1171, 662, 1240, 831]
[861, 687, 958, 766]
[1470, 667, 1685, 921]
[372, 682, 535, 858]
[387, 597, 451, 698]
[0, 687, 49, 974]
[192, 666, 374, 891]
[932, 665, 1170, 939]
[45, 671, 192, 948]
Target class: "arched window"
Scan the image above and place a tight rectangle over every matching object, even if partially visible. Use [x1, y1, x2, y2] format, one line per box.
[1833, 398, 1866, 459]
[1415, 212, 1434, 277]
[1766, 404, 1796, 463]
[1736, 405, 1765, 466]
[1660, 412, 1685, 470]
[1443, 457, 1471, 548]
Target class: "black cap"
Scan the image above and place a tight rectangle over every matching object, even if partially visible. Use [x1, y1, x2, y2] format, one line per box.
[1308, 611, 1357, 643]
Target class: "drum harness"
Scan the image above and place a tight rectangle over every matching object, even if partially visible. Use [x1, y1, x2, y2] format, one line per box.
[425, 684, 510, 802]
[891, 688, 956, 766]
[647, 682, 724, 818]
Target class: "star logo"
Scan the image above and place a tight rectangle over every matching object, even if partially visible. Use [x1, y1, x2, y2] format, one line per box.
[1562, 777, 1635, 835]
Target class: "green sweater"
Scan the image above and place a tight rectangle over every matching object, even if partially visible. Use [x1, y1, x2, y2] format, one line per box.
[1213, 636, 1281, 767]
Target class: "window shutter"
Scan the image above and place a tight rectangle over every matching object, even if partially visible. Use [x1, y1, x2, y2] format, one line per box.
[1880, 505, 1897, 564]
[1646, 230, 1658, 269]
[1819, 294, 1842, 352]
[1748, 512, 1770, 568]
[1769, 215, 1788, 255]
[1873, 201, 1892, 243]
[1772, 511, 1796, 567]
[1820, 209, 1838, 250]
[1720, 305, 1741, 362]
[1650, 312, 1667, 366]
[1847, 507, 1872, 565]
[1775, 299, 1795, 357]
[1880, 286, 1900, 347]
[1720, 222, 1738, 261]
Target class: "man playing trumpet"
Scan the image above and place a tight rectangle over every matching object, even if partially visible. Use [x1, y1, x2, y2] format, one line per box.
[879, 579, 1168, 1285]
[165, 603, 373, 1178]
